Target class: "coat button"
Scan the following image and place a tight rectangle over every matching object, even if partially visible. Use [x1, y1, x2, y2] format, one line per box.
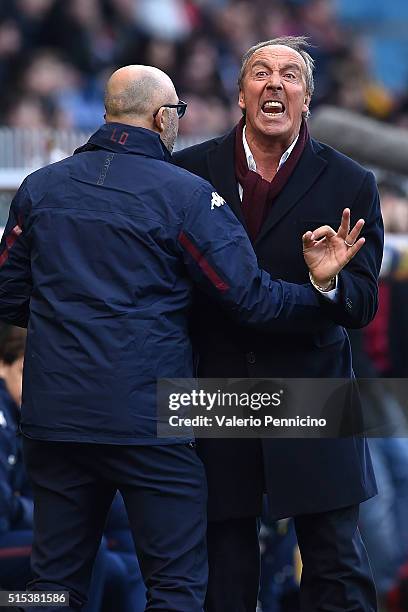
[247, 351, 256, 365]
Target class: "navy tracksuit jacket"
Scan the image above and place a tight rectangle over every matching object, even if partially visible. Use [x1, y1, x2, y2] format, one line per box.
[0, 123, 332, 444]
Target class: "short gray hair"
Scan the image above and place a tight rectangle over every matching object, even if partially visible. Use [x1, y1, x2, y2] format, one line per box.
[238, 36, 315, 98]
[104, 74, 166, 118]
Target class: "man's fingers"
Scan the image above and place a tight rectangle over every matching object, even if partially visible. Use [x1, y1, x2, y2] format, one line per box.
[345, 237, 365, 261]
[345, 219, 365, 246]
[337, 208, 351, 239]
[309, 225, 336, 241]
[302, 231, 315, 250]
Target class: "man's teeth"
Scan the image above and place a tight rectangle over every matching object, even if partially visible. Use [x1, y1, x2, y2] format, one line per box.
[263, 101, 284, 113]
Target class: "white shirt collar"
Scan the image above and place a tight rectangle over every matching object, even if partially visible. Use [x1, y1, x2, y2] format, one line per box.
[242, 125, 299, 173]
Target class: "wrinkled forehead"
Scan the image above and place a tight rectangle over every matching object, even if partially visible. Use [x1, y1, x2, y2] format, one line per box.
[246, 45, 307, 75]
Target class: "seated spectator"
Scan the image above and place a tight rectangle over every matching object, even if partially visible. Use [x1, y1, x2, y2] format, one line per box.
[0, 324, 32, 591]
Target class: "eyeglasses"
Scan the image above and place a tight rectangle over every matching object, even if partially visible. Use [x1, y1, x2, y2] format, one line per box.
[153, 100, 188, 119]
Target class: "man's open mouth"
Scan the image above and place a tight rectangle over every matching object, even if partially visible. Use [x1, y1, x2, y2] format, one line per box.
[261, 101, 285, 116]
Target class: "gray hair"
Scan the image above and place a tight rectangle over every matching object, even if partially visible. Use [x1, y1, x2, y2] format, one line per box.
[104, 74, 166, 118]
[238, 36, 315, 98]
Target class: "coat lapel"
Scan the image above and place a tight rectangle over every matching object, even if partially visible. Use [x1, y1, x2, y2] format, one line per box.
[206, 128, 247, 227]
[255, 138, 328, 245]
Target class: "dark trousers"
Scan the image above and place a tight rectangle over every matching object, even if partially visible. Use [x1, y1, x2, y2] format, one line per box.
[294, 506, 377, 612]
[22, 438, 207, 612]
[205, 506, 377, 612]
[205, 518, 260, 612]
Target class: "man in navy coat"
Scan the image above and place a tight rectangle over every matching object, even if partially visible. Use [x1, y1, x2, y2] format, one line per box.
[174, 36, 383, 612]
[0, 64, 365, 611]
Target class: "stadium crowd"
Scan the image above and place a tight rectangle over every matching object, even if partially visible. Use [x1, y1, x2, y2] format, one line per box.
[0, 1, 408, 611]
[0, 0, 408, 135]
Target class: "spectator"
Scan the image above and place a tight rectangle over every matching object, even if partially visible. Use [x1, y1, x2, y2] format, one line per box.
[0, 324, 32, 591]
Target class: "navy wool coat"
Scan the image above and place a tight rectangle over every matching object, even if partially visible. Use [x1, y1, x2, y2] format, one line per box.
[174, 126, 384, 521]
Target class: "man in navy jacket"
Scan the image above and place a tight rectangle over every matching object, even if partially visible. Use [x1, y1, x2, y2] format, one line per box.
[174, 37, 383, 612]
[0, 64, 366, 611]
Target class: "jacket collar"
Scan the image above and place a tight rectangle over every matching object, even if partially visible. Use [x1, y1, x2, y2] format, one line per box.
[74, 123, 172, 162]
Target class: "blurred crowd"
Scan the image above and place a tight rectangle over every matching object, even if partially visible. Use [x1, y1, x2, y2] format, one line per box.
[0, 0, 408, 137]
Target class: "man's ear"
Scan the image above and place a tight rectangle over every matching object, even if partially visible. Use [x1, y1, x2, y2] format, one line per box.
[238, 89, 246, 112]
[302, 94, 311, 115]
[153, 107, 166, 133]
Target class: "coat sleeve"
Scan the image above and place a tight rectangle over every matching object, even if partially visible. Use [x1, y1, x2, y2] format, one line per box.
[319, 171, 384, 329]
[178, 183, 331, 331]
[0, 179, 32, 328]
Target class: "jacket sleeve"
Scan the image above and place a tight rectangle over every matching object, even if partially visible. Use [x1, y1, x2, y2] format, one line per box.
[0, 179, 32, 328]
[318, 171, 384, 329]
[178, 183, 331, 331]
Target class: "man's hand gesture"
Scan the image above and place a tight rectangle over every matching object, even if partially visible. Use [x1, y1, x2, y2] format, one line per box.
[302, 208, 365, 290]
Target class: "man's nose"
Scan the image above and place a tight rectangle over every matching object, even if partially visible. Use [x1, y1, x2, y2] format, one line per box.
[266, 71, 283, 90]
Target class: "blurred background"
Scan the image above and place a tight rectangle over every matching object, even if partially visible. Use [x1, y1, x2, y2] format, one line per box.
[0, 1, 408, 611]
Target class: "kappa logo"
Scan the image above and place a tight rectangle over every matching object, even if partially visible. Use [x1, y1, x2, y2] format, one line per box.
[211, 192, 225, 210]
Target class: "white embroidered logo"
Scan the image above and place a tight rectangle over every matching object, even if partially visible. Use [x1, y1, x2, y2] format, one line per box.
[0, 411, 7, 428]
[211, 192, 225, 210]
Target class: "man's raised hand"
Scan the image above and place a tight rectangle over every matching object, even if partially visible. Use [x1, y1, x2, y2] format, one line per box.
[302, 208, 365, 290]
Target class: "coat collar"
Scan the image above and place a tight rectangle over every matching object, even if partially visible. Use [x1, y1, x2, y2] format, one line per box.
[205, 126, 327, 244]
[74, 123, 172, 162]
